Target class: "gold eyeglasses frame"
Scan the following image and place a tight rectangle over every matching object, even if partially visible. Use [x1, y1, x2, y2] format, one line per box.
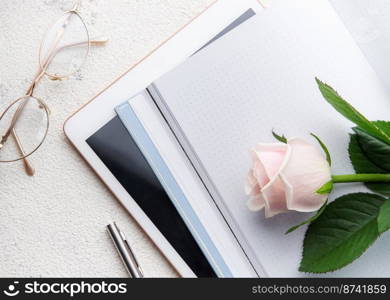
[0, 1, 108, 175]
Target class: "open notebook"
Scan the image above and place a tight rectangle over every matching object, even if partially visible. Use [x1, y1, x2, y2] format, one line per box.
[117, 0, 390, 277]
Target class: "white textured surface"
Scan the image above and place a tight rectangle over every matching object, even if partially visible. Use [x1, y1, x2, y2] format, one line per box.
[0, 0, 213, 277]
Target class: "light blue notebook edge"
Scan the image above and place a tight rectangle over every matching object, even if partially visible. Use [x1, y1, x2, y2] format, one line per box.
[115, 101, 233, 278]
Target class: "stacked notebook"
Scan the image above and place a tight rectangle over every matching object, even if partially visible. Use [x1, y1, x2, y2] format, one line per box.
[116, 0, 390, 276]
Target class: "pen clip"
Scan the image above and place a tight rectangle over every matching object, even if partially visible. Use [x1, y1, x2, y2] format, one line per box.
[118, 227, 144, 277]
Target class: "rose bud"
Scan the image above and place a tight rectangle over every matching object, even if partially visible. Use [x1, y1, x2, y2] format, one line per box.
[245, 138, 331, 218]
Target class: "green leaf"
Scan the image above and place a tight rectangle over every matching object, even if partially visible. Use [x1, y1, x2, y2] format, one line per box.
[285, 200, 328, 234]
[349, 134, 385, 173]
[316, 181, 333, 194]
[373, 121, 390, 137]
[349, 133, 390, 196]
[272, 130, 287, 143]
[353, 127, 390, 171]
[311, 133, 331, 166]
[300, 193, 386, 273]
[378, 199, 390, 234]
[315, 78, 390, 144]
[364, 183, 390, 197]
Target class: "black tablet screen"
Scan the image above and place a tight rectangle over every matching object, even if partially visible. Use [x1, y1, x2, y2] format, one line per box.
[87, 116, 216, 277]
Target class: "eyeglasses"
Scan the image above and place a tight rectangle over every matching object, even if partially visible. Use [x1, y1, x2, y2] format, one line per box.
[0, 1, 107, 175]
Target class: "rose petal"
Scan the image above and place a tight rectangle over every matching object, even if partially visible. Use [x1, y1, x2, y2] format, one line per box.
[254, 143, 288, 179]
[247, 194, 265, 211]
[280, 138, 331, 212]
[254, 143, 291, 218]
[245, 151, 269, 212]
[261, 144, 291, 218]
[253, 162, 270, 190]
[252, 144, 287, 217]
[261, 177, 288, 217]
[245, 169, 261, 196]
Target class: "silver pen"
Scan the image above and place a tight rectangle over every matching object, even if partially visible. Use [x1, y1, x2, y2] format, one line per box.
[107, 222, 144, 278]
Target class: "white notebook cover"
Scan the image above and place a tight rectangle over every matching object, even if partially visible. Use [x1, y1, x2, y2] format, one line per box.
[150, 0, 390, 276]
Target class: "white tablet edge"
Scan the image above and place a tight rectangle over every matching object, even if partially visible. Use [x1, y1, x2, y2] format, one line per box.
[64, 0, 265, 277]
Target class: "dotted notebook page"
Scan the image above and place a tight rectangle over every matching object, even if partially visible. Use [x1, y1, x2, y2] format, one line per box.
[331, 0, 390, 91]
[153, 0, 390, 277]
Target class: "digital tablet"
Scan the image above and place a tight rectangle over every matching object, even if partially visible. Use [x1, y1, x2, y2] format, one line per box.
[64, 0, 265, 277]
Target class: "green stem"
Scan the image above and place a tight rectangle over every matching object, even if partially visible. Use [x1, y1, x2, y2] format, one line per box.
[332, 174, 390, 183]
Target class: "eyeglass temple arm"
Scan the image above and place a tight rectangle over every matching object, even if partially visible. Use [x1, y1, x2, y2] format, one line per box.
[71, 0, 81, 12]
[11, 37, 107, 175]
[1, 35, 107, 173]
[1, 1, 104, 174]
[3, 26, 68, 141]
[2, 35, 108, 145]
[26, 0, 106, 95]
[12, 129, 35, 176]
[2, 36, 107, 139]
[26, 36, 108, 96]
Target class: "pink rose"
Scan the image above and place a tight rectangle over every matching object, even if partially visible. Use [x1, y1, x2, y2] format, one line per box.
[245, 138, 331, 218]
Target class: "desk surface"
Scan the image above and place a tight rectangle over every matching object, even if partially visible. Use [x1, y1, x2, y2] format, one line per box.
[0, 0, 213, 277]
